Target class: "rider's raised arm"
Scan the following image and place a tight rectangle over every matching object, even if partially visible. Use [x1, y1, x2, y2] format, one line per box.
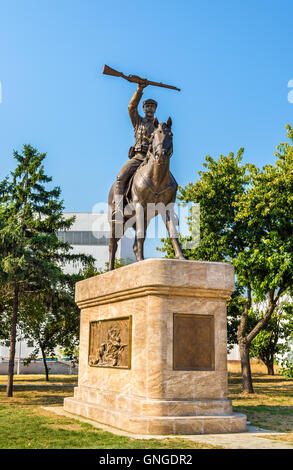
[128, 84, 144, 128]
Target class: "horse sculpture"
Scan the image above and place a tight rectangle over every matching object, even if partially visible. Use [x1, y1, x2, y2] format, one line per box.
[108, 117, 185, 270]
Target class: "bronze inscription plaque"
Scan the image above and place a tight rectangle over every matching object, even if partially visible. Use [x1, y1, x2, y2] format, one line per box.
[173, 313, 215, 370]
[88, 316, 132, 369]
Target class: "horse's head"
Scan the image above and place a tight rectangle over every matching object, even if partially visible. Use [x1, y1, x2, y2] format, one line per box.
[148, 117, 173, 164]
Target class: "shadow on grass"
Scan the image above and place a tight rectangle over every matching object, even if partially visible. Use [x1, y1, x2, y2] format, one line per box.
[233, 404, 293, 415]
[228, 373, 290, 384]
[228, 373, 293, 401]
[0, 388, 74, 406]
[229, 385, 293, 395]
[27, 394, 69, 406]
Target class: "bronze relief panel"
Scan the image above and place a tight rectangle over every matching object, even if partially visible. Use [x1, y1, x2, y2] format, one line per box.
[88, 316, 132, 369]
[173, 313, 215, 371]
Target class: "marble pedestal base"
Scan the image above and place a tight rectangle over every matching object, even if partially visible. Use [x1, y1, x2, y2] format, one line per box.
[64, 259, 246, 434]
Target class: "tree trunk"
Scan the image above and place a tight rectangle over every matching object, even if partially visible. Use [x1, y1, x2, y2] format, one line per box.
[40, 346, 49, 382]
[265, 358, 275, 375]
[239, 340, 254, 393]
[7, 283, 19, 397]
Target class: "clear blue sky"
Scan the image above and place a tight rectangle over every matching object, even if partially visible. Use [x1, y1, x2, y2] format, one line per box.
[0, 1, 292, 214]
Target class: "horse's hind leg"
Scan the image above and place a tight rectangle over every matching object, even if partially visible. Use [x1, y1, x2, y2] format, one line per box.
[108, 221, 121, 270]
[135, 203, 146, 262]
[109, 237, 118, 271]
[165, 209, 185, 260]
[132, 224, 139, 261]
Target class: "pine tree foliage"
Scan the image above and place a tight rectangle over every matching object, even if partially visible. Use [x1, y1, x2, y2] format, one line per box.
[0, 145, 94, 394]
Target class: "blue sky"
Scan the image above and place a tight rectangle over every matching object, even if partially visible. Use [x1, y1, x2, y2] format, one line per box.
[0, 0, 292, 256]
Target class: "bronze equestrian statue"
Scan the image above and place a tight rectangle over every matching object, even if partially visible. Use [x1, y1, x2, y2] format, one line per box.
[104, 66, 184, 270]
[111, 81, 157, 221]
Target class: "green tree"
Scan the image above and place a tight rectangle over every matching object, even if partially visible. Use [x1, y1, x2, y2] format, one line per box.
[234, 125, 293, 391]
[160, 125, 293, 393]
[18, 279, 80, 381]
[249, 300, 293, 375]
[80, 257, 133, 277]
[0, 145, 92, 395]
[19, 257, 133, 381]
[0, 283, 12, 342]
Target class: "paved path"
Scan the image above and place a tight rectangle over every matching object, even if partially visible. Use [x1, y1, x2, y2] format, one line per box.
[44, 406, 293, 449]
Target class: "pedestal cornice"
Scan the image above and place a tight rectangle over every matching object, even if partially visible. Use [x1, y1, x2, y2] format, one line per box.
[75, 258, 234, 308]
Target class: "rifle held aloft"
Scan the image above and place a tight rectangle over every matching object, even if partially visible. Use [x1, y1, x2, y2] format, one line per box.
[102, 64, 181, 92]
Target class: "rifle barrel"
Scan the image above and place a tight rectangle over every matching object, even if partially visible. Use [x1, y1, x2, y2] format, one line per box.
[102, 65, 181, 92]
[146, 80, 181, 92]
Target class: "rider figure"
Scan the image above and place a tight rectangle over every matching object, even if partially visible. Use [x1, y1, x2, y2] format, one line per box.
[113, 82, 158, 220]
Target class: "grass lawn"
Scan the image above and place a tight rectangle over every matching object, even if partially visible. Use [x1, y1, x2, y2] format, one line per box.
[0, 375, 219, 449]
[228, 370, 293, 445]
[0, 374, 77, 385]
[0, 371, 292, 449]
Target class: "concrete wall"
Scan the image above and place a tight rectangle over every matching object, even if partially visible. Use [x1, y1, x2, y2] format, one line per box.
[0, 360, 78, 375]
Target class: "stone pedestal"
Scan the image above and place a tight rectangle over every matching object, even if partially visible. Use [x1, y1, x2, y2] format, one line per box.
[64, 259, 246, 434]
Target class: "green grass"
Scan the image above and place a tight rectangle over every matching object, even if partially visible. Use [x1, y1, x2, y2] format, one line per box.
[0, 374, 78, 385]
[1, 372, 292, 448]
[228, 372, 293, 436]
[0, 376, 219, 449]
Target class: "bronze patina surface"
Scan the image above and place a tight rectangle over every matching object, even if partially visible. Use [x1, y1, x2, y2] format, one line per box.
[173, 313, 215, 371]
[103, 65, 185, 270]
[88, 316, 132, 369]
[103, 64, 181, 91]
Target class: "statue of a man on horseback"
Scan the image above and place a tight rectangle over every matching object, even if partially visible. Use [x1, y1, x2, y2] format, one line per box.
[103, 65, 185, 270]
[112, 82, 157, 221]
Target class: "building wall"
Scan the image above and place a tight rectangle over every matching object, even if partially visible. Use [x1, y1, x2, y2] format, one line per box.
[0, 340, 35, 361]
[58, 212, 135, 273]
[227, 344, 241, 361]
[0, 212, 135, 361]
[0, 360, 78, 375]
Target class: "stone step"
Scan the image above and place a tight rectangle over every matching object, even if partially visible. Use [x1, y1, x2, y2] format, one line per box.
[73, 385, 233, 417]
[64, 396, 247, 435]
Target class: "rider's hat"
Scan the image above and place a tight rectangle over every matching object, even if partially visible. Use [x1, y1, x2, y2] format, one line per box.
[143, 98, 158, 108]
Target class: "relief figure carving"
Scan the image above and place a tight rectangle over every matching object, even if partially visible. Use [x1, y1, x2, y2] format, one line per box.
[89, 323, 128, 368]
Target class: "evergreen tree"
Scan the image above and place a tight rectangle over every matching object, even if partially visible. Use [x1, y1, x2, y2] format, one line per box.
[0, 145, 93, 395]
[18, 276, 80, 381]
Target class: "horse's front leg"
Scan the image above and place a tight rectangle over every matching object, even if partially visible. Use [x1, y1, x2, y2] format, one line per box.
[135, 202, 145, 261]
[165, 209, 185, 260]
[108, 221, 121, 270]
[109, 236, 117, 271]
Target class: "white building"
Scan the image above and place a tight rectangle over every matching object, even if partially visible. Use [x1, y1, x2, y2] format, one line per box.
[227, 344, 241, 361]
[57, 212, 135, 273]
[0, 212, 135, 361]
